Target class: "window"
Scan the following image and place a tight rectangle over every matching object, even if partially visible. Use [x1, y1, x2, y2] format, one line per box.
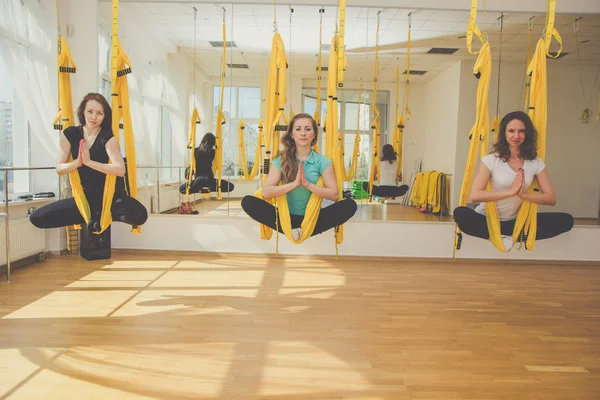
[213, 86, 236, 118]
[212, 86, 261, 178]
[238, 87, 261, 119]
[0, 51, 30, 195]
[301, 88, 389, 183]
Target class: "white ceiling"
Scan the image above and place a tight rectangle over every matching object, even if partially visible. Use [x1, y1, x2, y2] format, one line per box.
[124, 2, 600, 84]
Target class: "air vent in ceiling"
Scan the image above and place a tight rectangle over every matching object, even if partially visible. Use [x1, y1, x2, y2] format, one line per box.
[404, 70, 427, 76]
[210, 41, 237, 48]
[227, 63, 249, 69]
[427, 47, 459, 55]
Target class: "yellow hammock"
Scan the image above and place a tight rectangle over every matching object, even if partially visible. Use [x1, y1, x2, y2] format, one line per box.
[263, 32, 289, 178]
[237, 119, 263, 181]
[212, 11, 227, 199]
[343, 87, 361, 181]
[313, 7, 325, 154]
[393, 17, 412, 183]
[324, 32, 357, 182]
[184, 108, 202, 199]
[254, 178, 325, 246]
[456, 0, 559, 253]
[322, 0, 348, 246]
[484, 38, 550, 251]
[454, 41, 492, 253]
[52, 35, 82, 251]
[367, 11, 382, 196]
[107, 31, 140, 235]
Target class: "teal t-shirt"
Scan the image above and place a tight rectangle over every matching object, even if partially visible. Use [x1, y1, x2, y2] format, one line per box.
[271, 151, 333, 215]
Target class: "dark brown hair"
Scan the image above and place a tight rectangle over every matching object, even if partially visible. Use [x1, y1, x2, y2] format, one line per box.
[381, 144, 397, 164]
[280, 113, 319, 183]
[491, 110, 538, 161]
[76, 93, 112, 130]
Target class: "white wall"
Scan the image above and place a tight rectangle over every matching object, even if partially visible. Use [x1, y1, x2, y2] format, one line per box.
[113, 215, 600, 262]
[422, 62, 461, 177]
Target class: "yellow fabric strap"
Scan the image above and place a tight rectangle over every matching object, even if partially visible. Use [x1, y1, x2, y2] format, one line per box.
[323, 31, 346, 245]
[211, 19, 227, 199]
[367, 16, 381, 195]
[486, 115, 500, 157]
[336, 0, 346, 87]
[410, 172, 422, 206]
[264, 32, 288, 177]
[483, 39, 548, 252]
[427, 172, 441, 208]
[109, 35, 139, 234]
[343, 88, 361, 182]
[524, 21, 533, 111]
[53, 36, 88, 231]
[237, 119, 248, 181]
[238, 118, 263, 181]
[185, 108, 201, 198]
[368, 108, 381, 195]
[404, 22, 412, 120]
[418, 171, 433, 207]
[432, 173, 447, 214]
[254, 178, 325, 244]
[466, 0, 486, 54]
[314, 8, 324, 127]
[393, 64, 404, 183]
[455, 42, 491, 250]
[543, 0, 563, 58]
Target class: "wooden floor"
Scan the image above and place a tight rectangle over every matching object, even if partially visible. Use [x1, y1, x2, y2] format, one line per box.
[1, 252, 599, 399]
[167, 199, 599, 225]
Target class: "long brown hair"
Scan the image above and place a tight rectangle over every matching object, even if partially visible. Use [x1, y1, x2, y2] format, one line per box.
[198, 132, 216, 153]
[381, 144, 397, 164]
[491, 111, 538, 161]
[76, 93, 112, 130]
[280, 113, 319, 183]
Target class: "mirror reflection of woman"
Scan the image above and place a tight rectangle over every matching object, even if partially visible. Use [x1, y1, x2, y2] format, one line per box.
[179, 132, 235, 195]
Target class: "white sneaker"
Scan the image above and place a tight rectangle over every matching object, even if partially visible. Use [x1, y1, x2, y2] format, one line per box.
[501, 235, 513, 251]
[292, 228, 302, 241]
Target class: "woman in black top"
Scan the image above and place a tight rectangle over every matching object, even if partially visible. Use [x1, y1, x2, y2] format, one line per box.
[178, 132, 235, 194]
[30, 93, 147, 231]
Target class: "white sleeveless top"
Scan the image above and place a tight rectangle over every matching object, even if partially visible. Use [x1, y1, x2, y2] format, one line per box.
[474, 154, 546, 221]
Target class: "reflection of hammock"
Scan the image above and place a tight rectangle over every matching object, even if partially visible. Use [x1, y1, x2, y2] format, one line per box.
[409, 171, 449, 214]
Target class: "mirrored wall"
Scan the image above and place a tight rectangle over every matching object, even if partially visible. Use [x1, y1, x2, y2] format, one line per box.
[97, 2, 600, 225]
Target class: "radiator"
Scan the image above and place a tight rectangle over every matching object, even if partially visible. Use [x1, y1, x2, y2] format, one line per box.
[0, 218, 46, 266]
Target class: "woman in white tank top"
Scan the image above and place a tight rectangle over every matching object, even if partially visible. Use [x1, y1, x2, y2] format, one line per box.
[362, 144, 409, 199]
[453, 111, 573, 251]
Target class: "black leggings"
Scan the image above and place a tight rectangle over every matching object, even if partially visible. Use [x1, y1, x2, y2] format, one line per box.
[453, 206, 574, 240]
[179, 176, 234, 195]
[362, 182, 409, 198]
[30, 196, 148, 229]
[241, 195, 357, 236]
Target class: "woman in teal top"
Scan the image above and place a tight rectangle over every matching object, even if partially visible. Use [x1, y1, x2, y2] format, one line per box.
[242, 113, 357, 240]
